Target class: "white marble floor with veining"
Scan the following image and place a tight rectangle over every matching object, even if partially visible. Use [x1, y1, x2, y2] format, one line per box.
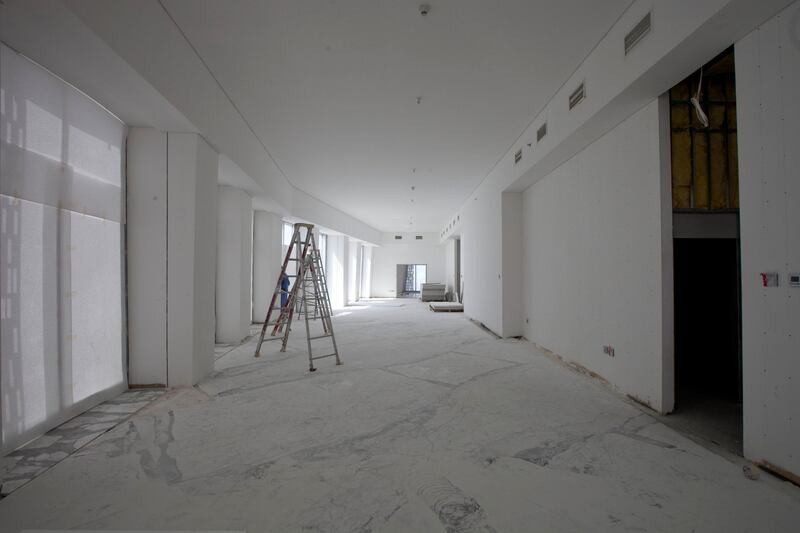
[1, 299, 799, 532]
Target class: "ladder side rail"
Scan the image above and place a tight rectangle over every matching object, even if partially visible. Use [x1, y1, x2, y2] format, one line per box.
[278, 227, 314, 349]
[255, 224, 301, 357]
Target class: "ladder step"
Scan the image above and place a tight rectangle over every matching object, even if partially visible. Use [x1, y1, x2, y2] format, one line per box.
[308, 334, 333, 340]
[310, 353, 338, 361]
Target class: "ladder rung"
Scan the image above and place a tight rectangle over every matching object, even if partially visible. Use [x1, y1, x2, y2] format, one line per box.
[310, 353, 338, 361]
[261, 336, 285, 342]
[308, 334, 332, 340]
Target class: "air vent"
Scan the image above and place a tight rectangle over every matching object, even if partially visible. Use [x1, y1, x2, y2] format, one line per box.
[568, 82, 585, 110]
[415, 235, 423, 240]
[394, 235, 402, 240]
[536, 122, 547, 142]
[625, 12, 651, 55]
[514, 149, 523, 164]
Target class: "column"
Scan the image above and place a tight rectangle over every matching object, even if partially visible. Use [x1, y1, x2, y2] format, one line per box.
[216, 185, 252, 343]
[127, 128, 218, 387]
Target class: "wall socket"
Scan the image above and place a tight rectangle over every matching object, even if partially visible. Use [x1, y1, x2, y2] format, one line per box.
[603, 345, 615, 357]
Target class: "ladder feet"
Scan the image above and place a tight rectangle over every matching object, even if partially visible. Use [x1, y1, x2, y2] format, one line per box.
[309, 367, 317, 372]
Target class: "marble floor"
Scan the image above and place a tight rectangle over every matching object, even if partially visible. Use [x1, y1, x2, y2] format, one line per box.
[1, 299, 799, 532]
[0, 389, 164, 497]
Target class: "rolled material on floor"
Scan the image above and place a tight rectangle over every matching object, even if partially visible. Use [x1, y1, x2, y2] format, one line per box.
[421, 283, 447, 301]
[429, 302, 464, 312]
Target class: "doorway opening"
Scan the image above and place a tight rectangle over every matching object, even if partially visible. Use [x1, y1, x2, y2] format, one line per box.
[669, 47, 742, 455]
[396, 264, 427, 297]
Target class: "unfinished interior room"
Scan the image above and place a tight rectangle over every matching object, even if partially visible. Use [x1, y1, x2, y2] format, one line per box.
[1, 1, 799, 531]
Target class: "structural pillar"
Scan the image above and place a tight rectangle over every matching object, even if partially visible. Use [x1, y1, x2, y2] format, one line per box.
[216, 185, 252, 343]
[127, 128, 218, 387]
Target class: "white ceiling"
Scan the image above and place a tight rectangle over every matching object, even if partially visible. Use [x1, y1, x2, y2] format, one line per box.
[159, 1, 631, 232]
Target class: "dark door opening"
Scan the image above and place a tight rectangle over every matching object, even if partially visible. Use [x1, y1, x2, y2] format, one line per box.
[673, 238, 741, 436]
[668, 47, 742, 455]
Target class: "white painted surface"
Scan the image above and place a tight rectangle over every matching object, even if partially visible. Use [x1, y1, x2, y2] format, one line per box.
[522, 101, 669, 412]
[736, 1, 800, 477]
[501, 192, 523, 337]
[327, 235, 346, 309]
[444, 239, 457, 300]
[216, 186, 252, 343]
[445, 0, 791, 362]
[346, 238, 359, 304]
[127, 128, 168, 385]
[371, 234, 446, 298]
[0, 46, 126, 452]
[167, 133, 218, 386]
[252, 211, 282, 323]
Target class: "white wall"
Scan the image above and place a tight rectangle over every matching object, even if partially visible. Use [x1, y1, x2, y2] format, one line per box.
[442, 0, 793, 338]
[347, 238, 359, 303]
[371, 233, 446, 298]
[501, 193, 524, 337]
[736, 1, 800, 478]
[327, 234, 346, 309]
[127, 129, 218, 387]
[252, 211, 282, 322]
[127, 128, 168, 385]
[167, 133, 218, 386]
[216, 185, 252, 343]
[522, 100, 672, 413]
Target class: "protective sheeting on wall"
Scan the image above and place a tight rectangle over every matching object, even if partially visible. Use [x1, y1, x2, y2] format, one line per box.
[735, 1, 800, 479]
[0, 44, 126, 453]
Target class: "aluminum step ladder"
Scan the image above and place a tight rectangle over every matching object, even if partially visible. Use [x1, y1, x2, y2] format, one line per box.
[254, 223, 341, 371]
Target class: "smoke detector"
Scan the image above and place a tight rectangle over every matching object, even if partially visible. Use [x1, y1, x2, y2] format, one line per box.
[419, 4, 430, 16]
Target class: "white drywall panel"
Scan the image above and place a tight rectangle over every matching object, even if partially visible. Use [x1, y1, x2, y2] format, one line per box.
[126, 128, 168, 385]
[444, 239, 457, 298]
[216, 185, 252, 343]
[167, 133, 218, 386]
[371, 240, 447, 298]
[501, 192, 523, 337]
[736, 1, 800, 478]
[440, 0, 793, 342]
[522, 100, 668, 412]
[252, 211, 282, 322]
[347, 238, 359, 304]
[327, 234, 346, 309]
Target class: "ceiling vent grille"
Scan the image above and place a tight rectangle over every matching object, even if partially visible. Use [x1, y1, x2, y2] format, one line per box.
[625, 12, 651, 55]
[536, 122, 548, 142]
[394, 235, 403, 240]
[514, 149, 523, 165]
[568, 82, 585, 110]
[415, 235, 423, 240]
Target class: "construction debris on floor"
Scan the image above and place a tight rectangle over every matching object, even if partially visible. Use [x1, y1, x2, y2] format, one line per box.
[1, 300, 799, 532]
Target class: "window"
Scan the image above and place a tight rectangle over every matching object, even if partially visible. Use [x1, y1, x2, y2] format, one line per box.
[282, 222, 294, 245]
[1, 44, 126, 453]
[319, 233, 328, 272]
